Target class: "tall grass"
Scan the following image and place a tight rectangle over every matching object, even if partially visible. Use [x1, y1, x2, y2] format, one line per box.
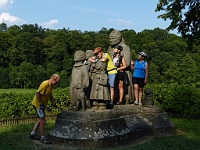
[0, 118, 200, 150]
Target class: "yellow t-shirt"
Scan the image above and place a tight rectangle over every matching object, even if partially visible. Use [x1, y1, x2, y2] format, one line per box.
[103, 53, 117, 74]
[32, 80, 52, 108]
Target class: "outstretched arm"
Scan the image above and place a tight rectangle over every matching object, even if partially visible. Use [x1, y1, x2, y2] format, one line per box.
[50, 94, 57, 108]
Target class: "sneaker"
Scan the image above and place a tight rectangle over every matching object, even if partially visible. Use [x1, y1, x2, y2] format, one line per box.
[41, 137, 52, 144]
[29, 134, 40, 140]
[134, 100, 139, 105]
[139, 102, 142, 106]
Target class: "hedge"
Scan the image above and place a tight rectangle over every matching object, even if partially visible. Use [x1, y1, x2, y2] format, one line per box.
[146, 83, 200, 118]
[0, 84, 200, 119]
[0, 88, 70, 119]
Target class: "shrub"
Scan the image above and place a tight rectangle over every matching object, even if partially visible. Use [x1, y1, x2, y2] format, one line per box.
[0, 88, 70, 119]
[146, 83, 200, 118]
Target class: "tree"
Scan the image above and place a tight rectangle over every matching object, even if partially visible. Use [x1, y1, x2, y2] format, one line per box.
[0, 67, 10, 88]
[155, 0, 200, 42]
[18, 61, 36, 88]
[35, 65, 47, 87]
[163, 62, 181, 83]
[121, 29, 137, 50]
[179, 54, 198, 84]
[0, 32, 10, 67]
[0, 23, 8, 32]
[148, 62, 163, 83]
[9, 65, 20, 88]
[59, 70, 69, 88]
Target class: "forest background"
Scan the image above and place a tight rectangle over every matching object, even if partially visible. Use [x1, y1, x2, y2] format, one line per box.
[0, 23, 199, 89]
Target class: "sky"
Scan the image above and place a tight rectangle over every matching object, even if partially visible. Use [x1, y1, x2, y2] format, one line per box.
[0, 0, 178, 34]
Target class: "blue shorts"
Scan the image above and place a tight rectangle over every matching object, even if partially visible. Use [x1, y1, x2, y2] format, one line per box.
[108, 74, 116, 87]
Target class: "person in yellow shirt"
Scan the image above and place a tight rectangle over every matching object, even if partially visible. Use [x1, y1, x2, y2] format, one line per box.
[89, 47, 117, 108]
[29, 74, 60, 144]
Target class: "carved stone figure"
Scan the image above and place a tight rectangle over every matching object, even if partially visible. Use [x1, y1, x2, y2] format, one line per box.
[84, 50, 95, 76]
[90, 61, 110, 110]
[69, 50, 90, 111]
[143, 88, 154, 106]
[107, 30, 134, 104]
[84, 50, 95, 103]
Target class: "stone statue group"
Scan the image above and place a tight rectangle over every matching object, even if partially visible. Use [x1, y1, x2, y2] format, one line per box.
[69, 30, 135, 111]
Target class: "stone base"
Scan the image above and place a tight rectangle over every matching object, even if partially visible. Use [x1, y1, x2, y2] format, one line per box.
[49, 104, 175, 148]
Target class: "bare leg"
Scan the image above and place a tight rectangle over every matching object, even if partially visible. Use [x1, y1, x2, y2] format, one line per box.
[118, 80, 124, 102]
[134, 84, 139, 101]
[138, 87, 143, 103]
[39, 117, 46, 137]
[110, 86, 114, 102]
[32, 119, 40, 133]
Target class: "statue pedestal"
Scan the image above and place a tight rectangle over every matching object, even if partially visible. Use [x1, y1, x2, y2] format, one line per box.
[49, 105, 175, 148]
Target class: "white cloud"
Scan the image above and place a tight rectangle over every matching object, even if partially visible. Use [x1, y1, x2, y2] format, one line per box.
[0, 0, 13, 10]
[40, 19, 58, 28]
[107, 19, 134, 26]
[0, 12, 25, 25]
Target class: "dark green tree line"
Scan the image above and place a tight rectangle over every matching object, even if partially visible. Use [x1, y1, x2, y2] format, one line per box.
[0, 23, 199, 89]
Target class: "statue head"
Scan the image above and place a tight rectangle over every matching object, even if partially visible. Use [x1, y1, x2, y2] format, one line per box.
[74, 50, 85, 62]
[109, 30, 122, 46]
[86, 50, 94, 59]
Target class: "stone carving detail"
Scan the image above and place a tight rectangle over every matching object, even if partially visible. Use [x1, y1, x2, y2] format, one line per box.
[84, 50, 95, 101]
[69, 50, 90, 111]
[90, 61, 110, 110]
[143, 88, 154, 106]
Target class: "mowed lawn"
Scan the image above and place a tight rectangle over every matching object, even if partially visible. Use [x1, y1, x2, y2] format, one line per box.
[0, 88, 36, 94]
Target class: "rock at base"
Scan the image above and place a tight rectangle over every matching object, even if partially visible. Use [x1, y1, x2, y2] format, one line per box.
[49, 104, 175, 148]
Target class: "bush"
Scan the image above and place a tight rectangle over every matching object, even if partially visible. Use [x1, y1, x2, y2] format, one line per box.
[0, 88, 70, 119]
[1, 84, 200, 119]
[146, 83, 200, 118]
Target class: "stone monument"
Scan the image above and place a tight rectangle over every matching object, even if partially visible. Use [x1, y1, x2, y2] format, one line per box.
[89, 61, 110, 110]
[48, 44, 175, 149]
[49, 105, 175, 149]
[68, 50, 90, 111]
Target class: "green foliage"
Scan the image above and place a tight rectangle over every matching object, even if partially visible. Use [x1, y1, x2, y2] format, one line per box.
[0, 88, 70, 119]
[0, 121, 56, 150]
[146, 83, 200, 118]
[0, 23, 199, 88]
[155, 0, 200, 43]
[0, 93, 34, 118]
[46, 87, 70, 113]
[0, 68, 10, 88]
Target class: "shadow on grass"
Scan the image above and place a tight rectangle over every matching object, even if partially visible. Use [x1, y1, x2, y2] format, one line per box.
[0, 118, 200, 150]
[0, 121, 55, 150]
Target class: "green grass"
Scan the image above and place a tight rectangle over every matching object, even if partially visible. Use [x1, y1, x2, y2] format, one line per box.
[0, 88, 36, 94]
[0, 120, 55, 150]
[0, 118, 200, 150]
